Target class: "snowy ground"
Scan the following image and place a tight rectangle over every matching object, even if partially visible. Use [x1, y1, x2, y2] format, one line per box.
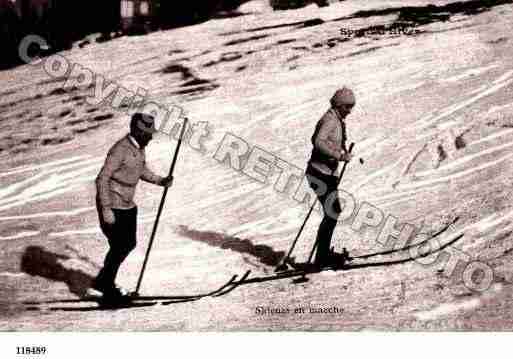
[1, 0, 513, 330]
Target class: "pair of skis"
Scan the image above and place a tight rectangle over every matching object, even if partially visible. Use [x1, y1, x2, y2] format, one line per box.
[24, 270, 252, 311]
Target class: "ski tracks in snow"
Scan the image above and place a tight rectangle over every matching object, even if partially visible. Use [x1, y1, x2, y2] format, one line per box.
[0, 155, 101, 213]
[0, 155, 102, 241]
[352, 67, 513, 209]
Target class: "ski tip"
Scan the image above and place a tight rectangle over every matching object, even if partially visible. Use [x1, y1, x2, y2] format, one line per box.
[232, 270, 251, 285]
[275, 263, 289, 272]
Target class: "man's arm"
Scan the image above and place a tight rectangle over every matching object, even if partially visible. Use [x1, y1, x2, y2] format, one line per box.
[141, 163, 168, 186]
[95, 144, 124, 223]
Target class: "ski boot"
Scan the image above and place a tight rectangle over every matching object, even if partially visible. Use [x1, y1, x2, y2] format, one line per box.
[326, 247, 351, 270]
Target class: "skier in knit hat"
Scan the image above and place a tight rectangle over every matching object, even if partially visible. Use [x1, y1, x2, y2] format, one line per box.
[306, 87, 355, 268]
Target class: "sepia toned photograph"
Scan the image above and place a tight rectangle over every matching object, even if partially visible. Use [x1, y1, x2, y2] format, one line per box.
[1, 0, 513, 334]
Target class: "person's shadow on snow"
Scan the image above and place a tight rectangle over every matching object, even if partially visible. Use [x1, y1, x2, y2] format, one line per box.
[177, 226, 285, 267]
[20, 246, 93, 297]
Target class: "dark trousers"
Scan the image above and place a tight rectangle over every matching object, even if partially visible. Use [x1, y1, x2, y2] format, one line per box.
[306, 164, 341, 264]
[95, 207, 138, 289]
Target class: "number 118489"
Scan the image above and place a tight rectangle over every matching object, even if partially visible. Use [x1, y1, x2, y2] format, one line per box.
[16, 346, 47, 355]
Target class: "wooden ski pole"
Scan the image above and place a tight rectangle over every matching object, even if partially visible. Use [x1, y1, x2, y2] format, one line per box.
[133, 117, 189, 296]
[275, 195, 321, 272]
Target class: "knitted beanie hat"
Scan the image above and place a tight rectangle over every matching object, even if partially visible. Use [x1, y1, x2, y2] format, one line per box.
[330, 87, 355, 108]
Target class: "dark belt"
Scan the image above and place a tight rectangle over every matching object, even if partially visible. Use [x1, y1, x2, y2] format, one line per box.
[309, 150, 338, 172]
[110, 177, 137, 187]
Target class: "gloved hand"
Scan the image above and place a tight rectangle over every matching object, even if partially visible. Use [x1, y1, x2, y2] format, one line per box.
[339, 151, 353, 162]
[102, 208, 115, 225]
[161, 175, 174, 188]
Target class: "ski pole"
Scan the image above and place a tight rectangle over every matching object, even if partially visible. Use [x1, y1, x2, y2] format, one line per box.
[275, 199, 320, 272]
[133, 117, 189, 296]
[296, 142, 354, 281]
